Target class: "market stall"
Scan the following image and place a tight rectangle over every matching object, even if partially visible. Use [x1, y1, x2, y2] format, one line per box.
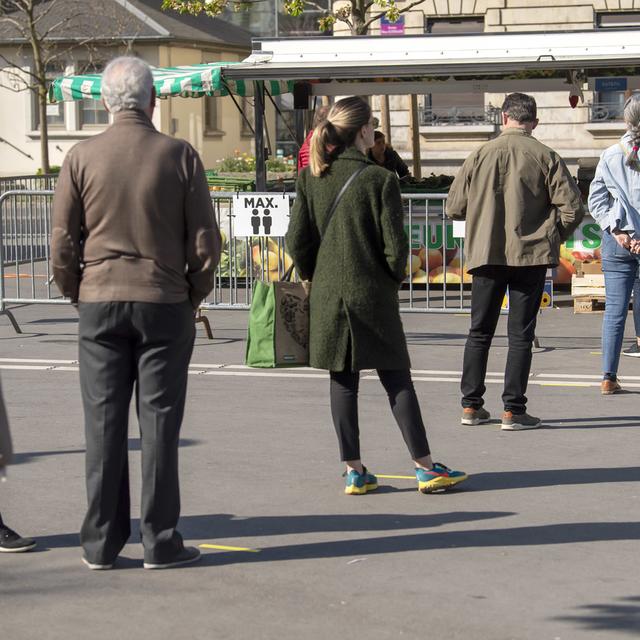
[222, 29, 640, 288]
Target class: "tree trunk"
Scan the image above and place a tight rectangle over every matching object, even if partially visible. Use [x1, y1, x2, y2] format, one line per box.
[27, 1, 50, 174]
[37, 84, 51, 174]
[409, 94, 421, 179]
[350, 0, 367, 35]
[380, 95, 391, 142]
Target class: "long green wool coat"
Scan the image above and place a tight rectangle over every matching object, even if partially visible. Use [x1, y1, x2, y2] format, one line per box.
[285, 146, 410, 371]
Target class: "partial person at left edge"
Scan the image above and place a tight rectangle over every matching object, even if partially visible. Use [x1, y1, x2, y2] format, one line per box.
[51, 56, 221, 570]
[0, 376, 37, 553]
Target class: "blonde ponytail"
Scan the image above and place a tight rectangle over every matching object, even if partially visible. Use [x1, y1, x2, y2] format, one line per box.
[308, 97, 371, 177]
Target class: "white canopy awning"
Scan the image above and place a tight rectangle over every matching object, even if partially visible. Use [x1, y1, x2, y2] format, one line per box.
[224, 29, 640, 82]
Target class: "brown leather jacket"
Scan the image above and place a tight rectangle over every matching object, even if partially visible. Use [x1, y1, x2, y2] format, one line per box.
[52, 110, 221, 308]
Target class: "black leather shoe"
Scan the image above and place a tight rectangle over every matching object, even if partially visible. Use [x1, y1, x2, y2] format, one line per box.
[0, 524, 36, 553]
[143, 546, 201, 570]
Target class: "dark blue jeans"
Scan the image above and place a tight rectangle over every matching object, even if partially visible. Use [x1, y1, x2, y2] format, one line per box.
[602, 232, 640, 376]
[633, 278, 640, 337]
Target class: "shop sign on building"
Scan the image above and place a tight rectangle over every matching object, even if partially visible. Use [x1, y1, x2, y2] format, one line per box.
[594, 78, 628, 92]
[380, 15, 405, 35]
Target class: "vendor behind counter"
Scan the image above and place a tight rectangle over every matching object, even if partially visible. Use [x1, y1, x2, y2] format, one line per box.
[368, 130, 411, 180]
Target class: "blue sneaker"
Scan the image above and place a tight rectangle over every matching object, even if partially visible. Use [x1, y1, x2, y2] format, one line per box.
[415, 462, 467, 493]
[344, 467, 378, 495]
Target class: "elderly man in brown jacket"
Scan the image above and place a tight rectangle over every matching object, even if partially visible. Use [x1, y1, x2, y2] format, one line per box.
[52, 57, 221, 570]
[447, 92, 584, 431]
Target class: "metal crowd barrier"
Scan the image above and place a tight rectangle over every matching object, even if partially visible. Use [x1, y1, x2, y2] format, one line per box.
[0, 188, 469, 334]
[202, 191, 469, 313]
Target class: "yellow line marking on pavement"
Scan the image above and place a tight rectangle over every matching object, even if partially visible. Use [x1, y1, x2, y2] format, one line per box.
[199, 544, 259, 553]
[590, 352, 602, 355]
[197, 370, 327, 379]
[0, 358, 78, 364]
[538, 382, 593, 387]
[376, 474, 415, 480]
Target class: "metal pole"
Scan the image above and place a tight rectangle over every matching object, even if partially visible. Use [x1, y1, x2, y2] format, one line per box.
[380, 94, 391, 141]
[409, 94, 422, 179]
[294, 110, 305, 146]
[254, 80, 267, 191]
[274, 0, 279, 37]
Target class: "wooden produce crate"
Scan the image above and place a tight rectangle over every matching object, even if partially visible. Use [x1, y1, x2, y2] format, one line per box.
[572, 271, 605, 313]
[573, 296, 606, 313]
[571, 272, 634, 313]
[571, 272, 605, 298]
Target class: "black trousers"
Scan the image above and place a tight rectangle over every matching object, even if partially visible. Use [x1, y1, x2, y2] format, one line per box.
[461, 265, 547, 414]
[329, 368, 430, 461]
[78, 301, 195, 565]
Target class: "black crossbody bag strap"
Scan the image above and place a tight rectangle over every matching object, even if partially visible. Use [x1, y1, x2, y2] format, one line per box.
[284, 164, 368, 282]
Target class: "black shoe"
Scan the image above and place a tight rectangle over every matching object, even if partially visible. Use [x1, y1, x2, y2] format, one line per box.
[501, 411, 542, 431]
[143, 546, 201, 570]
[0, 524, 36, 553]
[622, 343, 640, 357]
[81, 557, 114, 570]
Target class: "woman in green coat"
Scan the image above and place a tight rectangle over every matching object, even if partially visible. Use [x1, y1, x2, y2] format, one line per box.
[285, 96, 467, 495]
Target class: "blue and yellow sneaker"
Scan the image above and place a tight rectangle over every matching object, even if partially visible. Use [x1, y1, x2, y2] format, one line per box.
[415, 462, 467, 493]
[344, 467, 379, 495]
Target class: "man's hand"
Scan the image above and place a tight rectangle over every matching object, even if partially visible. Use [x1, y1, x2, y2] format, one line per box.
[630, 238, 640, 254]
[612, 229, 631, 250]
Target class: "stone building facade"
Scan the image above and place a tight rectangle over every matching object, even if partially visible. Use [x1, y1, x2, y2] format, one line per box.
[360, 0, 640, 177]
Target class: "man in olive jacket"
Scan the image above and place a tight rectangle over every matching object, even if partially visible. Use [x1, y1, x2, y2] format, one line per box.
[447, 93, 584, 431]
[52, 57, 220, 569]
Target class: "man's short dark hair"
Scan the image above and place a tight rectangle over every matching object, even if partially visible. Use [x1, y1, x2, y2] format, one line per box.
[501, 93, 537, 123]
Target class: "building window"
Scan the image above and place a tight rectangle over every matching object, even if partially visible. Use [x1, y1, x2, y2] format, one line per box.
[205, 96, 219, 133]
[78, 62, 109, 127]
[592, 13, 640, 121]
[80, 98, 109, 126]
[422, 18, 487, 125]
[274, 93, 297, 158]
[34, 64, 65, 130]
[597, 12, 640, 28]
[240, 97, 254, 137]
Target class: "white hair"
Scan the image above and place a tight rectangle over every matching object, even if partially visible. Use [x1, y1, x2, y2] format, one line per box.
[624, 93, 640, 166]
[101, 56, 153, 113]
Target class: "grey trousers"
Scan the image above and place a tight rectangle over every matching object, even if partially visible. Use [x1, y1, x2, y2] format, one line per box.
[78, 301, 195, 564]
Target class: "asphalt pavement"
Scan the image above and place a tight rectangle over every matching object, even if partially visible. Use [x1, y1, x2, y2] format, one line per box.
[1, 301, 639, 640]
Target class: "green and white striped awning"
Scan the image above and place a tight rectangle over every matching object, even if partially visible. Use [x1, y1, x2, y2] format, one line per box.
[48, 62, 292, 103]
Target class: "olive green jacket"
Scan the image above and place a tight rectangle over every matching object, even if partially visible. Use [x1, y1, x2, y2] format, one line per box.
[446, 128, 585, 271]
[285, 147, 410, 371]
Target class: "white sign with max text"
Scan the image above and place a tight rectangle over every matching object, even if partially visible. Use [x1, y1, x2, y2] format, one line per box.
[232, 194, 290, 237]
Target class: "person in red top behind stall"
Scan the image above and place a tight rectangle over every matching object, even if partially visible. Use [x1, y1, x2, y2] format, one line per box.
[297, 105, 330, 172]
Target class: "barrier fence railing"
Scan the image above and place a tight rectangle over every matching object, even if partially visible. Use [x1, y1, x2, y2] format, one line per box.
[0, 189, 469, 333]
[0, 174, 58, 194]
[203, 191, 469, 314]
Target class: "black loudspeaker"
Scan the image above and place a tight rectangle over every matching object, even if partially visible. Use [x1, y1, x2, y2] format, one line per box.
[293, 82, 311, 110]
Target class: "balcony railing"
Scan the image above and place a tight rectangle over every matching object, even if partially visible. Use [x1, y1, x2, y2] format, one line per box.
[589, 101, 625, 122]
[420, 105, 502, 126]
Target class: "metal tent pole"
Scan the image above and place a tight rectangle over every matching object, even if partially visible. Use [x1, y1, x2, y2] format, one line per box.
[254, 80, 267, 191]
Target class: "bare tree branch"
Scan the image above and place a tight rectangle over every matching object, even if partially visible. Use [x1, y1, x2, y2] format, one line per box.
[33, 0, 65, 26]
[0, 14, 30, 37]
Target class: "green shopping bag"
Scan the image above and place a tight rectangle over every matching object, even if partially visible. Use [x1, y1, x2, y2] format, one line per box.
[245, 273, 310, 368]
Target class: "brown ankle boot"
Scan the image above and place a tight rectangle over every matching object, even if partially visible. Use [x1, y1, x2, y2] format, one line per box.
[601, 379, 622, 395]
